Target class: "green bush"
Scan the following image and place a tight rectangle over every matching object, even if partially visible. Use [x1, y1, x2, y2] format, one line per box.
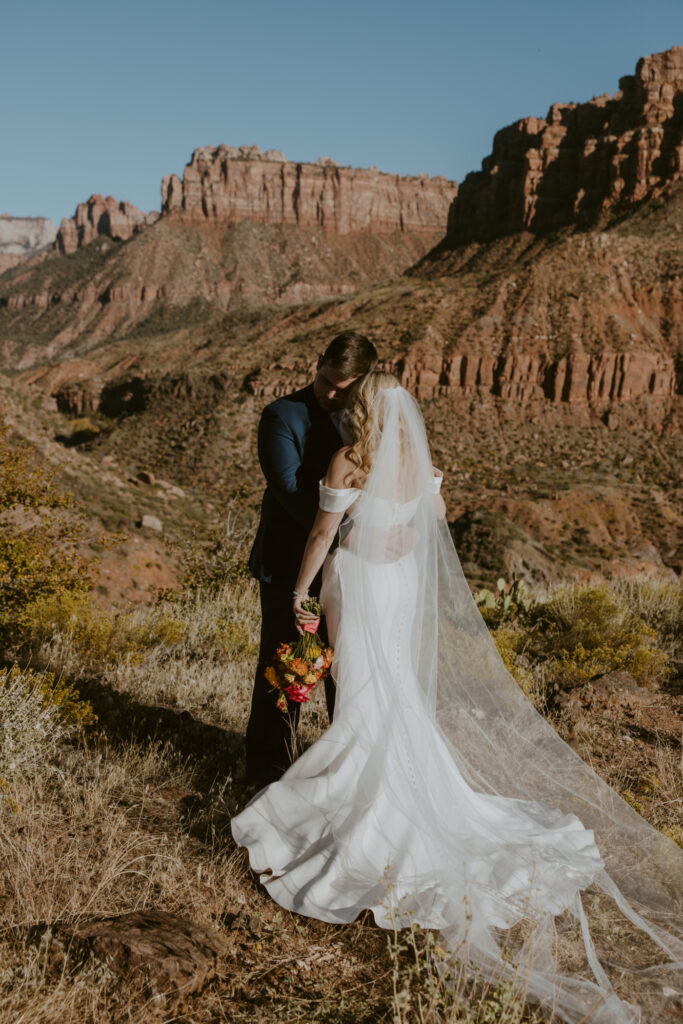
[492, 626, 537, 700]
[480, 577, 674, 698]
[23, 591, 189, 669]
[0, 417, 96, 649]
[527, 583, 671, 689]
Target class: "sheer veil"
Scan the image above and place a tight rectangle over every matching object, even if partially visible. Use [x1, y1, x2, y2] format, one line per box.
[332, 384, 682, 1023]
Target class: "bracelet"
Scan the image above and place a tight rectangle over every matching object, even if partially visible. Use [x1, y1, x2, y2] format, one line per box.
[293, 589, 309, 600]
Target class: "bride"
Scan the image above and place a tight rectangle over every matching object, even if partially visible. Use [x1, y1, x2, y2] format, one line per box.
[231, 371, 682, 1023]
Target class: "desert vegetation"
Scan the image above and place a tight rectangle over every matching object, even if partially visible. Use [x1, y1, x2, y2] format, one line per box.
[1, 419, 681, 1021]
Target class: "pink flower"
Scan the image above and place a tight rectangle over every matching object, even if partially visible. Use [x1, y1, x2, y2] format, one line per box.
[284, 683, 314, 703]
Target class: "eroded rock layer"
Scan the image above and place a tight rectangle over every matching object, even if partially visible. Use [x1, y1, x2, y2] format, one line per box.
[161, 144, 458, 234]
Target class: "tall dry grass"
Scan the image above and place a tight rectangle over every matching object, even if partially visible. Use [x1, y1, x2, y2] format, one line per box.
[1, 573, 680, 1021]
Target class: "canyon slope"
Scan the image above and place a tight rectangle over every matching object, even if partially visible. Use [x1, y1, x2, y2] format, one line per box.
[0, 48, 681, 599]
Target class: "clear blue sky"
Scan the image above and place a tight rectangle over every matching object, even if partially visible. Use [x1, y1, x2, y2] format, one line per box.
[2, 0, 681, 226]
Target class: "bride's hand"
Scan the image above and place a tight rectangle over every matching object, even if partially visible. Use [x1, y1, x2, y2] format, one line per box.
[293, 594, 318, 635]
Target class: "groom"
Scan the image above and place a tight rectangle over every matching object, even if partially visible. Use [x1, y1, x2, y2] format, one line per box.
[246, 331, 378, 787]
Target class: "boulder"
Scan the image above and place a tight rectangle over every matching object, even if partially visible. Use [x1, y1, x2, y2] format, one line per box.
[139, 514, 162, 532]
[55, 910, 227, 1005]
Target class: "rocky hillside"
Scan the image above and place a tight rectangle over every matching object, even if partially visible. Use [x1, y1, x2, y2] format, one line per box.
[0, 48, 680, 600]
[0, 148, 456, 343]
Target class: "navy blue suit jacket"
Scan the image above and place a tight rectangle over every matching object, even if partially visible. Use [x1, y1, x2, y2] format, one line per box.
[248, 384, 343, 586]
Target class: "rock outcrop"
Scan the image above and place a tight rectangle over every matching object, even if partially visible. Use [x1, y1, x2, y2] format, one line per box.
[395, 348, 676, 405]
[161, 144, 457, 234]
[56, 194, 159, 254]
[447, 46, 683, 243]
[0, 214, 57, 255]
[245, 348, 678, 429]
[51, 911, 227, 1006]
[0, 214, 57, 271]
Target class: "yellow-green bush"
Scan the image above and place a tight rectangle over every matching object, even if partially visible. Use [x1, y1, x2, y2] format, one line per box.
[480, 577, 675, 699]
[544, 636, 669, 691]
[68, 417, 100, 437]
[492, 627, 537, 700]
[211, 615, 259, 661]
[24, 586, 259, 675]
[0, 417, 96, 649]
[23, 591, 189, 669]
[526, 583, 672, 690]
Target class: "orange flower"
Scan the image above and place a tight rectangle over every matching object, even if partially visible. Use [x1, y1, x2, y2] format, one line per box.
[264, 666, 278, 686]
[289, 658, 308, 678]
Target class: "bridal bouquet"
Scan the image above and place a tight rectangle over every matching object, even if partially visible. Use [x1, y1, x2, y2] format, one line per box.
[265, 597, 334, 712]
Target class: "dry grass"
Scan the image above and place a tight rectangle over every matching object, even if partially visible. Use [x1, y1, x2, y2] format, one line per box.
[1, 574, 680, 1021]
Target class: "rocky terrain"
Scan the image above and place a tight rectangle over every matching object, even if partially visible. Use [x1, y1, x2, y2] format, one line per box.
[0, 47, 680, 602]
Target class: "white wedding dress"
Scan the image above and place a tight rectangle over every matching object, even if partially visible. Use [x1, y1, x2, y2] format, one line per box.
[232, 387, 682, 1024]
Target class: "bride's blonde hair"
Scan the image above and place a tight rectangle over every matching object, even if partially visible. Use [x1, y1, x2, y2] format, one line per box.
[344, 370, 402, 486]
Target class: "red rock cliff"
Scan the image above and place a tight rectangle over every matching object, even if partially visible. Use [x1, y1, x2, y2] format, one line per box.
[447, 46, 683, 243]
[56, 194, 159, 255]
[161, 144, 457, 234]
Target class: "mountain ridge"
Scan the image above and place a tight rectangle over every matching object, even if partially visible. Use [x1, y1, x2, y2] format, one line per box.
[1, 47, 681, 599]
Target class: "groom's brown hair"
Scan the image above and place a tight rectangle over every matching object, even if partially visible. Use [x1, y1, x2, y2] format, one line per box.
[319, 331, 378, 378]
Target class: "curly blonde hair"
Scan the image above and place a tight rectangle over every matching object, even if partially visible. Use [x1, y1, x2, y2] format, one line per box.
[343, 370, 401, 486]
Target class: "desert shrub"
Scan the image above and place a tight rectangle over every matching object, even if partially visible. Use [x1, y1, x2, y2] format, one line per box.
[0, 664, 95, 778]
[25, 581, 259, 679]
[543, 637, 668, 691]
[478, 577, 674, 700]
[492, 627, 537, 701]
[57, 416, 102, 446]
[0, 416, 96, 649]
[526, 583, 671, 690]
[23, 591, 189, 670]
[611, 577, 683, 670]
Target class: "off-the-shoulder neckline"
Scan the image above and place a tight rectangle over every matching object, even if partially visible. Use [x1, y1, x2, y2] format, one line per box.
[319, 478, 359, 494]
[319, 469, 442, 495]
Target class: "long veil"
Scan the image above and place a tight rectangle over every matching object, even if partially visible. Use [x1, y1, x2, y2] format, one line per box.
[332, 384, 683, 1024]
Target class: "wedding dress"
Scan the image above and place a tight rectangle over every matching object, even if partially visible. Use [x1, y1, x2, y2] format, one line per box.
[231, 387, 682, 1024]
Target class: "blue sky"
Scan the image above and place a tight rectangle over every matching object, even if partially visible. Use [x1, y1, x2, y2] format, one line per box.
[2, 0, 681, 225]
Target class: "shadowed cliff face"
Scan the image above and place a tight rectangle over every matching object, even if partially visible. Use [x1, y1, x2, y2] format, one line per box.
[446, 47, 683, 244]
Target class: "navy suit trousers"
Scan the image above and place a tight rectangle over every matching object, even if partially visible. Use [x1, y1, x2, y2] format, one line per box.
[245, 580, 336, 786]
